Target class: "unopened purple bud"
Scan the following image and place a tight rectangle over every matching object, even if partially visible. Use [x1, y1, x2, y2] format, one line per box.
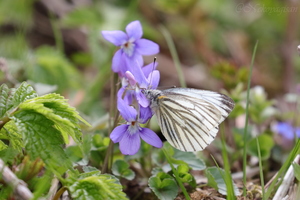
[125, 71, 137, 86]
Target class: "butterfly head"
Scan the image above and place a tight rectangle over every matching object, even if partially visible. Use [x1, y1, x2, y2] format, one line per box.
[142, 89, 162, 105]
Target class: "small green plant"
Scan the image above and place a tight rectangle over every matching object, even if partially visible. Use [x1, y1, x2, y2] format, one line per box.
[0, 82, 128, 199]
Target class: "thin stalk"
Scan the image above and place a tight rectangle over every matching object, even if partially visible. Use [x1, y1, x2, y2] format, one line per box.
[242, 41, 258, 196]
[220, 125, 236, 199]
[49, 11, 64, 53]
[52, 186, 67, 200]
[162, 148, 190, 200]
[159, 25, 186, 88]
[102, 72, 119, 173]
[256, 137, 265, 199]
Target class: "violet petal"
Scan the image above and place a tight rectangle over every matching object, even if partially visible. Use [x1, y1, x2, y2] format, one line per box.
[117, 97, 137, 122]
[110, 124, 128, 143]
[112, 49, 125, 73]
[119, 131, 141, 155]
[140, 128, 163, 148]
[142, 62, 158, 78]
[102, 30, 127, 46]
[135, 39, 159, 55]
[139, 106, 153, 123]
[125, 53, 143, 70]
[125, 71, 137, 86]
[126, 21, 143, 41]
[147, 70, 160, 89]
[136, 89, 150, 107]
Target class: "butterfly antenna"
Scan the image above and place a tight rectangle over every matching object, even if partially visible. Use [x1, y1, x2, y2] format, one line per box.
[148, 57, 156, 89]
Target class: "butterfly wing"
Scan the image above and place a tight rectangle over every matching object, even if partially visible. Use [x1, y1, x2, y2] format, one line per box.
[153, 88, 234, 152]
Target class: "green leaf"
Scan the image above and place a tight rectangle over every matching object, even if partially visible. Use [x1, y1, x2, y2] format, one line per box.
[0, 121, 23, 151]
[82, 166, 100, 173]
[205, 167, 240, 196]
[0, 82, 37, 118]
[78, 167, 102, 179]
[148, 172, 178, 200]
[248, 134, 274, 160]
[173, 148, 206, 170]
[65, 145, 84, 163]
[177, 164, 196, 187]
[13, 111, 72, 173]
[0, 147, 20, 164]
[293, 162, 300, 182]
[0, 84, 11, 118]
[0, 140, 7, 151]
[19, 93, 89, 144]
[69, 174, 127, 200]
[112, 160, 135, 181]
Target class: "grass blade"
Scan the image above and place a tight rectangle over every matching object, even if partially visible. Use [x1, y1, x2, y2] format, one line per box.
[220, 125, 236, 199]
[256, 137, 265, 199]
[159, 25, 186, 88]
[242, 41, 258, 196]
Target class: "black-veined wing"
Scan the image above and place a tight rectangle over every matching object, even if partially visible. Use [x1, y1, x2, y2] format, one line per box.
[149, 88, 234, 152]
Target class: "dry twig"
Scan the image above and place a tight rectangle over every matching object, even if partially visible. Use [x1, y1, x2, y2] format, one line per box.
[0, 159, 33, 200]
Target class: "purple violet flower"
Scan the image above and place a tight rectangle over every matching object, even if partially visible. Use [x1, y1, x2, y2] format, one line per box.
[102, 20, 159, 73]
[118, 62, 160, 107]
[110, 98, 163, 155]
[276, 122, 300, 140]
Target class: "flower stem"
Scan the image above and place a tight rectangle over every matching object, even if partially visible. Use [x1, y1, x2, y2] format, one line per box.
[102, 72, 119, 173]
[162, 148, 191, 200]
[242, 41, 258, 196]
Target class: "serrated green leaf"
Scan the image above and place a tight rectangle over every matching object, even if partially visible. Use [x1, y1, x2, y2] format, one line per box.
[78, 168, 102, 179]
[12, 82, 38, 107]
[0, 140, 8, 151]
[0, 120, 23, 151]
[13, 111, 72, 173]
[0, 82, 37, 118]
[205, 167, 240, 196]
[0, 147, 20, 164]
[82, 166, 100, 173]
[112, 160, 135, 181]
[69, 174, 127, 200]
[19, 93, 89, 144]
[0, 84, 10, 118]
[148, 172, 178, 200]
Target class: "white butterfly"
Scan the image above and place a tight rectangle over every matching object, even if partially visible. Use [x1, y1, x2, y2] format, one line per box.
[143, 88, 235, 152]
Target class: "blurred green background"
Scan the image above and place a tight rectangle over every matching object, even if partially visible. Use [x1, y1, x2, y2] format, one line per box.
[0, 0, 299, 118]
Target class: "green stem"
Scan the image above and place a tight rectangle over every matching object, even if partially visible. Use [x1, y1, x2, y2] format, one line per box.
[159, 25, 186, 88]
[256, 137, 265, 199]
[49, 11, 64, 53]
[220, 126, 236, 199]
[162, 148, 190, 200]
[242, 41, 258, 196]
